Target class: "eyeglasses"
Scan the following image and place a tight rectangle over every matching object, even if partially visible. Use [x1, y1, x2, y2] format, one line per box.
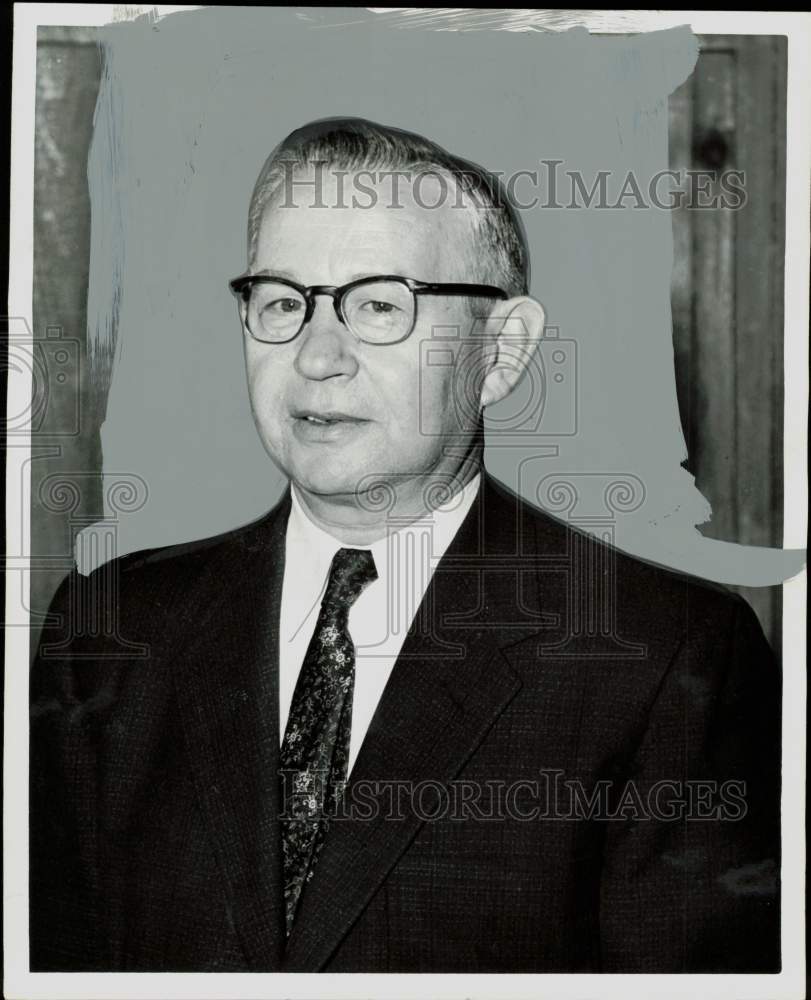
[228, 273, 508, 345]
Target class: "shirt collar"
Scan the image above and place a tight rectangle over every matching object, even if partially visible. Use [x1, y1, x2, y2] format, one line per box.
[285, 472, 481, 599]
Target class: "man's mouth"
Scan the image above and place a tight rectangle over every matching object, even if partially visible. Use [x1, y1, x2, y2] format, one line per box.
[294, 410, 366, 425]
[291, 410, 370, 440]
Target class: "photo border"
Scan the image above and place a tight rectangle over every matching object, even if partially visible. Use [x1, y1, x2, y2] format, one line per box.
[5, 6, 808, 999]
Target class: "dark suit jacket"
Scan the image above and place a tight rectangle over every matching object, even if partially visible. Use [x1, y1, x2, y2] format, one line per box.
[30, 472, 781, 972]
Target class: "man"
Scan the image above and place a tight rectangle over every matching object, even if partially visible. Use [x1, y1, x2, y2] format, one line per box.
[30, 118, 781, 973]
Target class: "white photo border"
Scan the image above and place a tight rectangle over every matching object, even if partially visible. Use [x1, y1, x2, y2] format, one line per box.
[5, 6, 808, 999]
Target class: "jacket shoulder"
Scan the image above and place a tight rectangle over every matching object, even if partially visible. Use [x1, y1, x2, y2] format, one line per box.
[34, 496, 288, 668]
[111, 504, 280, 577]
[488, 473, 766, 643]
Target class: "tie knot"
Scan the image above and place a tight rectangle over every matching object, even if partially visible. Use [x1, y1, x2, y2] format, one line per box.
[323, 547, 377, 612]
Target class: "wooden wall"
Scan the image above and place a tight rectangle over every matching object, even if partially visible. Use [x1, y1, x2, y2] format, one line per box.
[669, 35, 787, 654]
[30, 28, 103, 659]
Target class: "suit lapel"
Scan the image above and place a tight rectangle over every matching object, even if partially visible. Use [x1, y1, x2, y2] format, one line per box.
[282, 472, 546, 971]
[172, 489, 292, 971]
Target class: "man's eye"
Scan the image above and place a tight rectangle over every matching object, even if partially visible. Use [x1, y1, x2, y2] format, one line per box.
[359, 299, 399, 314]
[266, 298, 303, 314]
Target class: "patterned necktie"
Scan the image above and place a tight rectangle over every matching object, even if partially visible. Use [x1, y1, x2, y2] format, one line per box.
[280, 546, 378, 935]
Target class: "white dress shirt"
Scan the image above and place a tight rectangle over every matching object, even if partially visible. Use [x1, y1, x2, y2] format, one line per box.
[279, 473, 481, 776]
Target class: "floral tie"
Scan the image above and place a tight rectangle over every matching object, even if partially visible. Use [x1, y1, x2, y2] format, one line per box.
[279, 547, 378, 935]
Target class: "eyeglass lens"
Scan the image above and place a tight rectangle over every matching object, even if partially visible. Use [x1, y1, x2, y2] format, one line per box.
[246, 279, 415, 344]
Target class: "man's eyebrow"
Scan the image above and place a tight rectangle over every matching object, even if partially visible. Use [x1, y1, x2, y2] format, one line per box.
[249, 268, 299, 282]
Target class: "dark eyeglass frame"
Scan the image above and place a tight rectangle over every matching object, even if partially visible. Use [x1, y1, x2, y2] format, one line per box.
[228, 273, 509, 345]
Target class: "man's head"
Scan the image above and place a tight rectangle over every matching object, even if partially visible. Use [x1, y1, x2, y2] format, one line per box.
[233, 117, 544, 532]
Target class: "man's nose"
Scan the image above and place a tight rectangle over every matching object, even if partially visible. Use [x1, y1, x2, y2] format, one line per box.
[293, 295, 359, 381]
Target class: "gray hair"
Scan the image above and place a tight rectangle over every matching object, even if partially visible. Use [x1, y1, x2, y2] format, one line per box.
[246, 117, 529, 298]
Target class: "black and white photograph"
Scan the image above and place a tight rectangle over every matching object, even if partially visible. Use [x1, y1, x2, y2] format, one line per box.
[4, 6, 808, 998]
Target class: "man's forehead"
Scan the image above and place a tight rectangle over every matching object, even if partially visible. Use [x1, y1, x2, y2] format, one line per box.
[254, 166, 477, 278]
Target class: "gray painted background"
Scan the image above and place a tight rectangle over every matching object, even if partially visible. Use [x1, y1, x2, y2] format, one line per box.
[72, 9, 802, 590]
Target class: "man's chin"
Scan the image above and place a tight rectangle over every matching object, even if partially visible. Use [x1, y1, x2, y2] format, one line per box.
[290, 465, 374, 502]
[290, 463, 410, 513]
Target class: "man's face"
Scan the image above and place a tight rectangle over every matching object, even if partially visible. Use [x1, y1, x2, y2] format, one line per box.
[243, 167, 494, 506]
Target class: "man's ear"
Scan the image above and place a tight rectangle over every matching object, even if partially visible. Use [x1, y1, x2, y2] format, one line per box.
[480, 296, 545, 408]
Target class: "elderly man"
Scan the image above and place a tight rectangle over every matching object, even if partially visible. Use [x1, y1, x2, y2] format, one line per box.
[30, 117, 781, 973]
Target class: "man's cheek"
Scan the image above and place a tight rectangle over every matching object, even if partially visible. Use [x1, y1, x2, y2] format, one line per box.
[410, 375, 440, 436]
[249, 371, 284, 415]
